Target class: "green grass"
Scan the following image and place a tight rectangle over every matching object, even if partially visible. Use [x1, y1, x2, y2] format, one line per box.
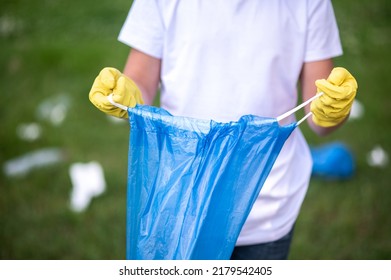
[1, 0, 390, 259]
[290, 0, 391, 260]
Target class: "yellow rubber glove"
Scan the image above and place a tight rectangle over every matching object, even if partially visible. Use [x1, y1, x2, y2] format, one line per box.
[89, 67, 144, 118]
[310, 67, 358, 127]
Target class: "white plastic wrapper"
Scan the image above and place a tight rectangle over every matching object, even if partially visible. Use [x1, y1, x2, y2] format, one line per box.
[3, 148, 63, 177]
[367, 145, 389, 168]
[349, 99, 364, 121]
[16, 123, 42, 142]
[36, 94, 71, 126]
[69, 161, 106, 212]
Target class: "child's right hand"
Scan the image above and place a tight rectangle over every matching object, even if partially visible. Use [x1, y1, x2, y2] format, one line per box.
[89, 67, 144, 118]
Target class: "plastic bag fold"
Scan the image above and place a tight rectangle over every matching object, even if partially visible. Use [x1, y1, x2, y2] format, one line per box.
[126, 105, 296, 260]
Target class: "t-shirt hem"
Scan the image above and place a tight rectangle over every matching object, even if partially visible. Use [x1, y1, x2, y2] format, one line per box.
[118, 35, 163, 59]
[304, 49, 343, 63]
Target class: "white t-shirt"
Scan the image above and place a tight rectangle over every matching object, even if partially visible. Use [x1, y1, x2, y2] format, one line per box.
[118, 0, 342, 245]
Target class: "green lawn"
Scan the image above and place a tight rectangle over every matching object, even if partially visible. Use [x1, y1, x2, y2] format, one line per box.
[1, 0, 390, 259]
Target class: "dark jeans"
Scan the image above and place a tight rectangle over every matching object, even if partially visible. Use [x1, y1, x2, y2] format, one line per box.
[230, 226, 295, 260]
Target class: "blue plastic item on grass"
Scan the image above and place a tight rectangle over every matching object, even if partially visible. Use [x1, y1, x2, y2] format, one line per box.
[125, 105, 296, 260]
[310, 141, 355, 180]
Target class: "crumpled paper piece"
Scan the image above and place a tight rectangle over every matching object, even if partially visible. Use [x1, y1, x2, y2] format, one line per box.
[69, 161, 106, 212]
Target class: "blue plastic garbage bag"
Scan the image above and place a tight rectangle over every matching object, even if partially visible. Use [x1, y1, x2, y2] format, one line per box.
[310, 141, 355, 180]
[126, 105, 296, 260]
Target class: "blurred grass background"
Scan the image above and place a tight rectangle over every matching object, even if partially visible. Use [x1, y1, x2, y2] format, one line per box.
[0, 0, 390, 259]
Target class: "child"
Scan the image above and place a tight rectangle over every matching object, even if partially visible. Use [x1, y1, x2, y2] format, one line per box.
[89, 0, 357, 259]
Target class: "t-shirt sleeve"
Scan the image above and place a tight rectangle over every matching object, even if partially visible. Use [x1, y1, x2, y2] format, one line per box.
[118, 0, 164, 59]
[304, 0, 343, 62]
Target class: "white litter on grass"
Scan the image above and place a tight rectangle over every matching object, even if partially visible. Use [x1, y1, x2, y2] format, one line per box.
[367, 145, 389, 168]
[36, 94, 71, 126]
[3, 148, 64, 177]
[349, 99, 364, 121]
[0, 15, 20, 37]
[69, 162, 106, 212]
[16, 123, 42, 142]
